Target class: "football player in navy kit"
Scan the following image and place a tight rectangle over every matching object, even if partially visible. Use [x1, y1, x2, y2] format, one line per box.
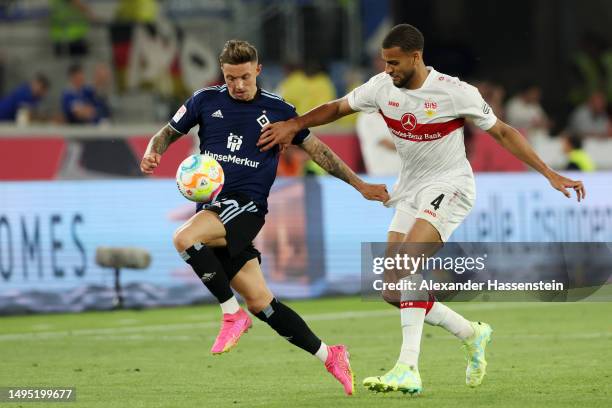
[140, 40, 389, 395]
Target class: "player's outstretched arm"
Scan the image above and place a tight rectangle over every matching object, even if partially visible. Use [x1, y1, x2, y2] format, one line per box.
[140, 124, 183, 174]
[486, 120, 586, 201]
[258, 98, 355, 152]
[299, 135, 389, 203]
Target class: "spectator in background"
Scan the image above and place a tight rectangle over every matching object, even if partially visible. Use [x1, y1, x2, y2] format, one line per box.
[356, 55, 401, 176]
[61, 64, 109, 124]
[569, 31, 612, 105]
[467, 81, 526, 172]
[568, 90, 611, 138]
[277, 62, 337, 175]
[356, 112, 401, 176]
[277, 62, 336, 115]
[505, 83, 550, 135]
[50, 0, 96, 57]
[92, 63, 113, 121]
[0, 73, 49, 122]
[110, 0, 160, 92]
[474, 80, 506, 120]
[563, 134, 595, 171]
[489, 84, 506, 120]
[115, 0, 159, 23]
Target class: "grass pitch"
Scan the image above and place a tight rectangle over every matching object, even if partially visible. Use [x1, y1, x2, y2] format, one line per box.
[1, 297, 611, 407]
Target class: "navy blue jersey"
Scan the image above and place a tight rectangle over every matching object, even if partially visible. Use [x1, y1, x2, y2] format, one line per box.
[169, 85, 310, 213]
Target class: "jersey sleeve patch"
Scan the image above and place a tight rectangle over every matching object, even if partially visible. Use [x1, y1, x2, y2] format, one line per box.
[172, 105, 187, 122]
[169, 95, 200, 134]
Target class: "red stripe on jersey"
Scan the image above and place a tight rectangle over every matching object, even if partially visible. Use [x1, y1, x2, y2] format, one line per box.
[379, 110, 464, 142]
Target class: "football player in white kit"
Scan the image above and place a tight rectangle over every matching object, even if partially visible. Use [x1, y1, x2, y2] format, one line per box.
[258, 24, 585, 395]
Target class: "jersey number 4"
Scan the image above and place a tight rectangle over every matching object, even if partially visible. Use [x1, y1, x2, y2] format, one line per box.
[430, 194, 445, 210]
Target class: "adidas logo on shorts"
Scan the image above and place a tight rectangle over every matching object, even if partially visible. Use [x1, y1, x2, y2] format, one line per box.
[201, 272, 216, 282]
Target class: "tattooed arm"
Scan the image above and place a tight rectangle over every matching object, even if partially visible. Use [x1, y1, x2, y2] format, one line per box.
[140, 124, 183, 174]
[299, 136, 389, 202]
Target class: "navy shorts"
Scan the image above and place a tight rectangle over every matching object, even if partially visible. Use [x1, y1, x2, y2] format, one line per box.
[198, 192, 264, 280]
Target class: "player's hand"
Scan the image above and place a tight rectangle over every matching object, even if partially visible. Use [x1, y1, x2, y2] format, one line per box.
[258, 119, 300, 151]
[547, 171, 585, 202]
[140, 152, 161, 175]
[358, 182, 390, 203]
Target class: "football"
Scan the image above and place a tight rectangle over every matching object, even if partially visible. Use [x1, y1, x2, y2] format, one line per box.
[176, 154, 224, 202]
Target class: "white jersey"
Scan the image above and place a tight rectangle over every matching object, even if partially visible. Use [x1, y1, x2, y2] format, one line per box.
[347, 67, 497, 208]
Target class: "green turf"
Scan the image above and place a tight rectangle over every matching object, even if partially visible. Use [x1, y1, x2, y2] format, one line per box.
[1, 298, 611, 407]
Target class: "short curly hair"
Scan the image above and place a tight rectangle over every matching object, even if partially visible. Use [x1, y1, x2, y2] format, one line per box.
[382, 24, 424, 52]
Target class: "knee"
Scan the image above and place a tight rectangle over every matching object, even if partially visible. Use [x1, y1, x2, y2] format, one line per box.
[173, 224, 221, 252]
[173, 229, 198, 252]
[244, 292, 273, 315]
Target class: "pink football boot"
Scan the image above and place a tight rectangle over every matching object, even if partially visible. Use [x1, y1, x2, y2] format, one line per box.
[210, 308, 252, 354]
[325, 345, 355, 395]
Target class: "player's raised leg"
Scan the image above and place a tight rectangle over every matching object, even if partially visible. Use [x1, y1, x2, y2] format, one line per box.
[230, 259, 354, 396]
[173, 210, 252, 354]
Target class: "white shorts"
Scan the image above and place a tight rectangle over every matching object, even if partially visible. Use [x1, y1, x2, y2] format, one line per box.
[388, 181, 475, 242]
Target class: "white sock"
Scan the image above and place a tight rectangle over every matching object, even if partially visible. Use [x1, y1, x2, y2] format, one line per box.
[314, 341, 329, 363]
[425, 302, 474, 340]
[398, 307, 425, 368]
[220, 296, 240, 314]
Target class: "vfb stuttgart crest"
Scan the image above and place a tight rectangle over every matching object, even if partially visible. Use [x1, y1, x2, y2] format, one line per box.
[424, 99, 438, 117]
[400, 113, 417, 131]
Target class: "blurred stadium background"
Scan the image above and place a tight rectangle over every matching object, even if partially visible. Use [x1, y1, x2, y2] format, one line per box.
[1, 1, 611, 406]
[1, 0, 611, 312]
